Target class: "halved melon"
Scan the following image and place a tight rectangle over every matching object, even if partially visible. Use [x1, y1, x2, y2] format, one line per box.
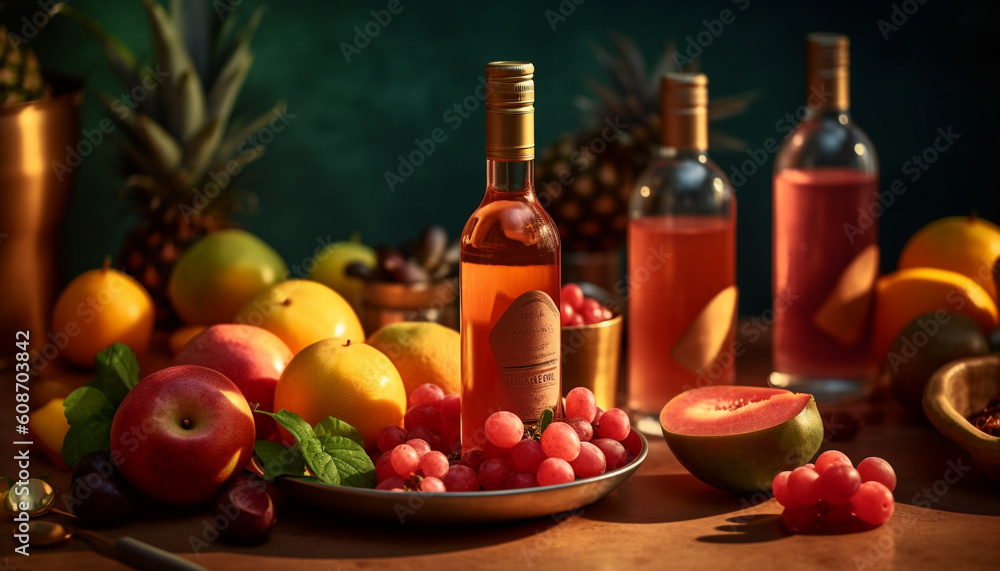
[659, 386, 823, 493]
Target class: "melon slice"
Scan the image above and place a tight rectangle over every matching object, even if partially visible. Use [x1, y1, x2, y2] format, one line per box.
[659, 386, 823, 492]
[671, 285, 738, 372]
[813, 244, 879, 346]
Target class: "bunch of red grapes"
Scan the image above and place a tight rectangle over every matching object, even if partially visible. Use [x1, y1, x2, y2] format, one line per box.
[773, 450, 897, 532]
[560, 283, 615, 326]
[372, 385, 640, 492]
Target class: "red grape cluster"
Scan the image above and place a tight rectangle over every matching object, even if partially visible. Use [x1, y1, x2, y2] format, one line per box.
[372, 386, 640, 492]
[773, 450, 897, 533]
[560, 283, 615, 326]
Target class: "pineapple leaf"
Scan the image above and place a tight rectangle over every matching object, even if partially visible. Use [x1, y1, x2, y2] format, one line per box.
[183, 117, 222, 179]
[708, 91, 762, 121]
[708, 131, 750, 152]
[142, 0, 206, 143]
[136, 113, 183, 173]
[50, 3, 152, 113]
[214, 6, 264, 78]
[208, 41, 254, 129]
[649, 41, 681, 93]
[209, 143, 265, 179]
[112, 135, 158, 176]
[171, 0, 211, 82]
[217, 101, 286, 162]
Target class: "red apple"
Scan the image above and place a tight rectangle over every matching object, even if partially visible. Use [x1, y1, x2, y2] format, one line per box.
[110, 366, 255, 505]
[173, 324, 292, 441]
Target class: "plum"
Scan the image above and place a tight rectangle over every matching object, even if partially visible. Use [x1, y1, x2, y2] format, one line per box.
[71, 472, 135, 527]
[214, 482, 276, 545]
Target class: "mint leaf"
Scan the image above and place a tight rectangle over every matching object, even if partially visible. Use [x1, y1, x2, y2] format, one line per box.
[61, 417, 112, 468]
[314, 417, 364, 446]
[60, 344, 141, 470]
[260, 409, 315, 443]
[89, 343, 140, 406]
[297, 438, 341, 485]
[63, 387, 114, 423]
[316, 434, 376, 488]
[254, 440, 306, 480]
[257, 410, 376, 488]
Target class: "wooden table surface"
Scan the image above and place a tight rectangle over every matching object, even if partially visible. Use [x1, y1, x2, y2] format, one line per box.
[2, 331, 998, 570]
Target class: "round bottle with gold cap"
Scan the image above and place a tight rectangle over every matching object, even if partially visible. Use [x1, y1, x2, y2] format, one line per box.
[627, 72, 737, 433]
[460, 61, 561, 451]
[770, 33, 879, 402]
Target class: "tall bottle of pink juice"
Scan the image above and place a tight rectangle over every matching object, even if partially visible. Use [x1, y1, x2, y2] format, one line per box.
[628, 73, 737, 434]
[771, 33, 879, 401]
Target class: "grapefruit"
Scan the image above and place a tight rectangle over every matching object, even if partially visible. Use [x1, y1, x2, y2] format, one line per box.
[235, 280, 364, 354]
[366, 322, 460, 396]
[273, 339, 406, 448]
[898, 214, 1000, 303]
[659, 386, 823, 492]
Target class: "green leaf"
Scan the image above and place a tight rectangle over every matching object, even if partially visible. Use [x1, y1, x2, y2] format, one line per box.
[89, 343, 140, 407]
[136, 113, 183, 173]
[314, 417, 364, 447]
[296, 438, 340, 486]
[254, 440, 305, 480]
[49, 4, 141, 89]
[171, 0, 211, 82]
[316, 434, 376, 488]
[539, 409, 554, 435]
[61, 417, 112, 469]
[141, 0, 206, 142]
[63, 387, 114, 424]
[258, 410, 375, 488]
[259, 409, 315, 443]
[217, 101, 285, 160]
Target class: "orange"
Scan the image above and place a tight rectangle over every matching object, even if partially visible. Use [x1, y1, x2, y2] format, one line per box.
[51, 259, 154, 368]
[898, 214, 1000, 303]
[235, 280, 364, 354]
[273, 339, 406, 448]
[168, 229, 288, 325]
[30, 398, 70, 470]
[367, 322, 460, 396]
[873, 268, 999, 359]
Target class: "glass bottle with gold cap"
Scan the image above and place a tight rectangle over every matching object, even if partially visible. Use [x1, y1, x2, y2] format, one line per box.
[460, 61, 561, 451]
[770, 33, 879, 401]
[627, 72, 737, 434]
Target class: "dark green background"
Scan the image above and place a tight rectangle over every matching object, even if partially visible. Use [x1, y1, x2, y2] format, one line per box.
[6, 0, 999, 313]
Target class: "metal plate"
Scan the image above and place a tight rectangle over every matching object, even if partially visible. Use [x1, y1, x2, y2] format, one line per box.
[265, 432, 648, 524]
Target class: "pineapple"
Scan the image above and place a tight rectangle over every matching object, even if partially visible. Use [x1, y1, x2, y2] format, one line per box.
[0, 24, 49, 105]
[53, 0, 282, 324]
[537, 34, 757, 252]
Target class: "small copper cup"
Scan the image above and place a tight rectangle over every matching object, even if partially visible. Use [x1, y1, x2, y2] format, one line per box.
[560, 283, 623, 411]
[361, 278, 458, 334]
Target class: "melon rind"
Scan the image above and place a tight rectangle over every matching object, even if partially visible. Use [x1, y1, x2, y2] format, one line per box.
[659, 394, 823, 493]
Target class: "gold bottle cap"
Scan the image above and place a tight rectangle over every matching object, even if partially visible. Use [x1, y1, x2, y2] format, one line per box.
[806, 33, 849, 112]
[661, 72, 708, 151]
[485, 61, 534, 161]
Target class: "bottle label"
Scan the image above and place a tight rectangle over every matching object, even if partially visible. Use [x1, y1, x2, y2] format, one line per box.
[488, 290, 560, 423]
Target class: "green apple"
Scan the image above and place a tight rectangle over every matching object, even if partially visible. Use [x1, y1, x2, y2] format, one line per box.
[308, 238, 375, 309]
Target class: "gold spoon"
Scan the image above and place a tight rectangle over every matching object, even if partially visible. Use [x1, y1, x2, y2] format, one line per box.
[3, 478, 75, 518]
[22, 520, 210, 571]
